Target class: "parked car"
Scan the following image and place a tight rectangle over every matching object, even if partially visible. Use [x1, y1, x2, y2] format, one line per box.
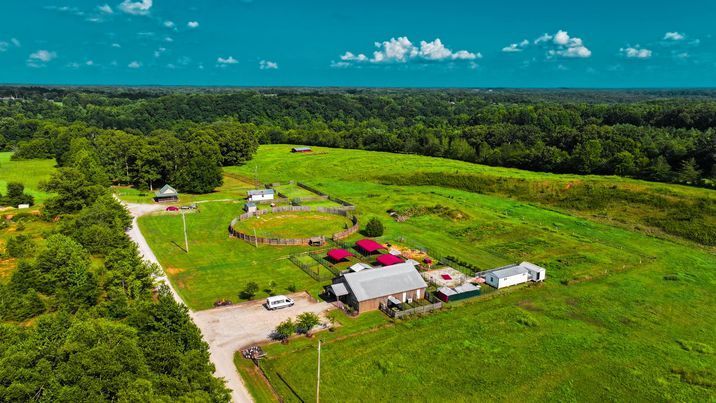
[166, 206, 179, 212]
[266, 295, 294, 310]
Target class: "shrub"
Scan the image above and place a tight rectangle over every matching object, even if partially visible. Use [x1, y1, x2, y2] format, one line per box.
[274, 319, 296, 341]
[365, 217, 384, 237]
[296, 312, 321, 335]
[240, 281, 259, 300]
[5, 234, 35, 258]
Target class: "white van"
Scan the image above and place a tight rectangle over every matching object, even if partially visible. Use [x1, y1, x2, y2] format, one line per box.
[266, 295, 294, 310]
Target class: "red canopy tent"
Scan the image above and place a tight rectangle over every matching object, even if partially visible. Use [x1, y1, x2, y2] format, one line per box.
[376, 254, 405, 266]
[327, 248, 353, 262]
[355, 239, 385, 254]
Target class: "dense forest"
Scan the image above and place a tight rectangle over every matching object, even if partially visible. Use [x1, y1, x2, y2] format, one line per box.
[1, 87, 715, 192]
[0, 130, 230, 400]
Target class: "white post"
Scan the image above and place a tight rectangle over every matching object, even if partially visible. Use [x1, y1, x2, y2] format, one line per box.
[253, 228, 259, 248]
[316, 339, 321, 403]
[182, 210, 189, 253]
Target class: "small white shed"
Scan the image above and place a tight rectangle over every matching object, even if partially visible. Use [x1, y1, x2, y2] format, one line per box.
[485, 265, 530, 289]
[520, 261, 546, 282]
[247, 189, 275, 202]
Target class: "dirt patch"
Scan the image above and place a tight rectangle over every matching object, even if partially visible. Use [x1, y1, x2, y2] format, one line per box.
[165, 266, 186, 276]
[517, 300, 542, 312]
[422, 267, 470, 288]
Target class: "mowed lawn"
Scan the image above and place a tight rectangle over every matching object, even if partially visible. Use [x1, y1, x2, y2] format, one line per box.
[138, 202, 328, 310]
[0, 152, 56, 204]
[232, 211, 353, 238]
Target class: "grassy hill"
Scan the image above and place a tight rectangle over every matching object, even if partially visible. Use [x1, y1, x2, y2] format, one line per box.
[216, 145, 715, 402]
[0, 152, 56, 205]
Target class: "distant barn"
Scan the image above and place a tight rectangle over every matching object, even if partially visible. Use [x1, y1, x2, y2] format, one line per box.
[291, 147, 312, 153]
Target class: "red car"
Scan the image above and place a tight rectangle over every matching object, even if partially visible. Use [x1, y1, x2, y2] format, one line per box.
[165, 206, 179, 212]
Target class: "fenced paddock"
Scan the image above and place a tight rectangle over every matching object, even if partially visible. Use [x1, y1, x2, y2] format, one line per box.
[229, 206, 359, 246]
[380, 294, 443, 319]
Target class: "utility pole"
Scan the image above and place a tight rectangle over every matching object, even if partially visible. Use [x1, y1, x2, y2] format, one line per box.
[316, 339, 321, 403]
[182, 210, 189, 253]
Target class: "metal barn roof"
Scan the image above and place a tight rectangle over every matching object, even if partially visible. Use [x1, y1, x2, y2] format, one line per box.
[330, 283, 349, 297]
[342, 263, 427, 302]
[490, 265, 529, 279]
[247, 189, 275, 196]
[155, 184, 178, 196]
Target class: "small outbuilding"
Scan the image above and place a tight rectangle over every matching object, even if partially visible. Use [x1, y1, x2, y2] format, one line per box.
[154, 184, 179, 203]
[484, 261, 547, 289]
[436, 283, 481, 302]
[355, 239, 385, 255]
[348, 262, 373, 273]
[329, 262, 428, 314]
[327, 248, 353, 263]
[376, 254, 405, 266]
[247, 189, 275, 202]
[243, 202, 257, 213]
[291, 147, 312, 153]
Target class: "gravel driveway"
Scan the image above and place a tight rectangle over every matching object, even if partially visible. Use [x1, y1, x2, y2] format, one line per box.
[194, 293, 332, 399]
[119, 197, 333, 402]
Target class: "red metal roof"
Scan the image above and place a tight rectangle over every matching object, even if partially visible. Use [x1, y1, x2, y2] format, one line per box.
[355, 239, 385, 253]
[376, 254, 405, 266]
[327, 248, 353, 261]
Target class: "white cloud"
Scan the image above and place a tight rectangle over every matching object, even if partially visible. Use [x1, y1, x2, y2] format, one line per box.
[338, 36, 479, 66]
[98, 4, 113, 14]
[28, 50, 57, 63]
[86, 60, 94, 66]
[0, 42, 8, 52]
[164, 36, 174, 43]
[340, 51, 368, 62]
[164, 21, 175, 28]
[534, 33, 553, 44]
[502, 39, 529, 52]
[664, 32, 685, 41]
[620, 46, 652, 59]
[537, 30, 591, 58]
[119, 0, 152, 15]
[259, 60, 278, 70]
[217, 56, 238, 64]
[154, 47, 166, 58]
[11, 38, 20, 47]
[111, 43, 121, 48]
[553, 30, 570, 45]
[187, 21, 199, 28]
[128, 61, 141, 68]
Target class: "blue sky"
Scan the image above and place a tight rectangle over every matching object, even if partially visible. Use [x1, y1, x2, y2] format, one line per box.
[1, 0, 714, 87]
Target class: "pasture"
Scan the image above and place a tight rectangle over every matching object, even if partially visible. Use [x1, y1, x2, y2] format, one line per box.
[223, 146, 713, 402]
[136, 145, 715, 400]
[0, 152, 56, 205]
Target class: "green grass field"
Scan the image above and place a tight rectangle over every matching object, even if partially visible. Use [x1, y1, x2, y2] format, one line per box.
[0, 152, 56, 205]
[137, 145, 715, 400]
[137, 202, 329, 309]
[232, 211, 353, 239]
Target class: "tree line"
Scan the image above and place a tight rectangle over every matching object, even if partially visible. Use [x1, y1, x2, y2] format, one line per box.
[1, 88, 715, 190]
[0, 134, 230, 400]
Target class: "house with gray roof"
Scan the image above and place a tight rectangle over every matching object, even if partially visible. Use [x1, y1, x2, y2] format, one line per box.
[154, 184, 179, 202]
[328, 262, 427, 313]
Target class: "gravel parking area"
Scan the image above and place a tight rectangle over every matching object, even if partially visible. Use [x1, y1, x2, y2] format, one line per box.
[193, 293, 333, 401]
